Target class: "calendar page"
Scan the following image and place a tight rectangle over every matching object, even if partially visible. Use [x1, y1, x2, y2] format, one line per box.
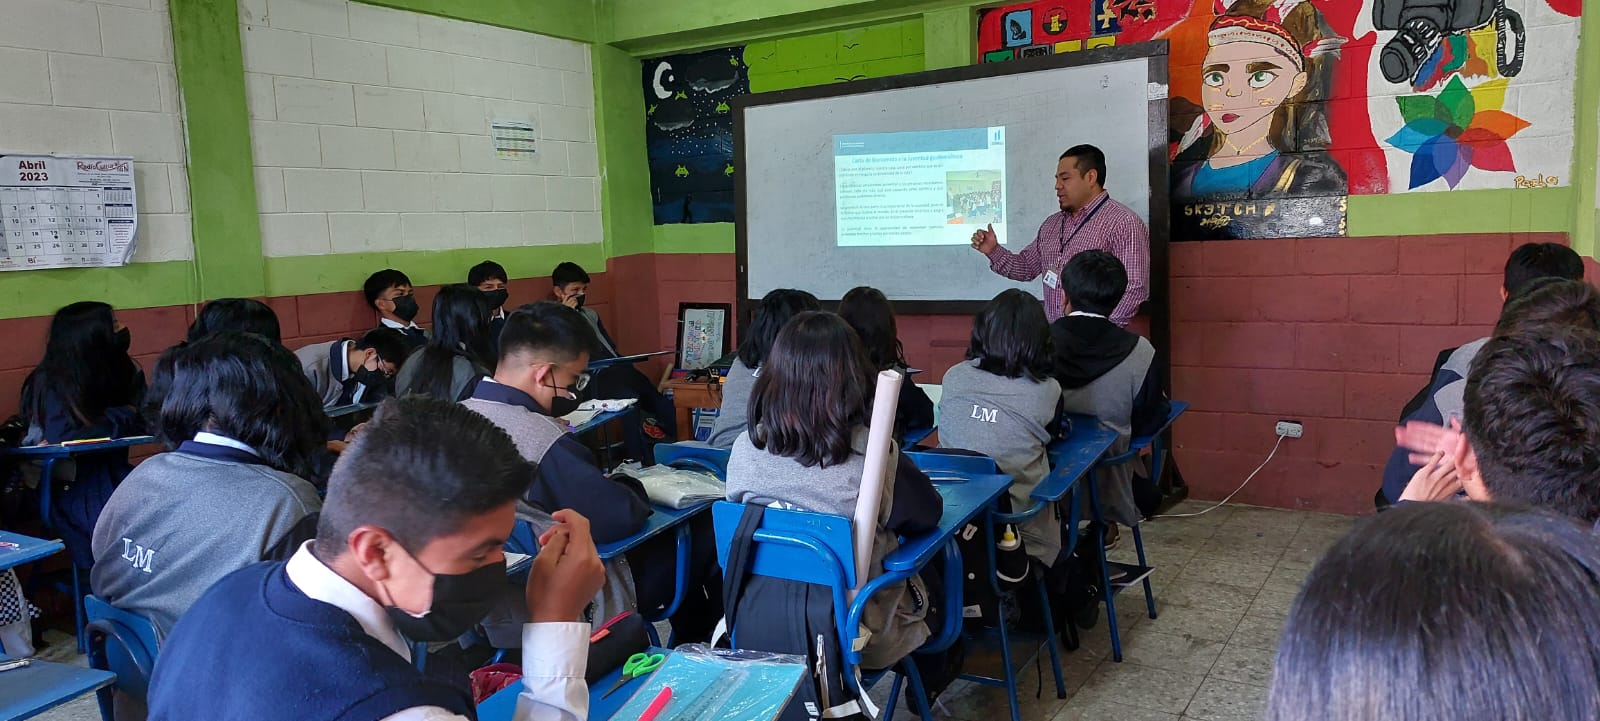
[0, 154, 137, 271]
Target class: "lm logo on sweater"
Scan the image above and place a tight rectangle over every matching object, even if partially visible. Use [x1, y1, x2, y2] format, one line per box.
[120, 538, 155, 573]
[969, 405, 999, 423]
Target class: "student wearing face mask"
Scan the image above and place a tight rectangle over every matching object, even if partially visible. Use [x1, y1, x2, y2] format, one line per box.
[145, 396, 607, 721]
[470, 260, 512, 353]
[548, 261, 678, 441]
[364, 269, 427, 350]
[295, 327, 412, 410]
[20, 301, 147, 568]
[462, 302, 724, 642]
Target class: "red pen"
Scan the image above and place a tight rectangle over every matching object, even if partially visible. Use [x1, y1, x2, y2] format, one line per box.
[636, 686, 672, 721]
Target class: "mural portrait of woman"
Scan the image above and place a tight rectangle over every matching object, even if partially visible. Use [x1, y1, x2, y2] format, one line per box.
[1172, 0, 1346, 203]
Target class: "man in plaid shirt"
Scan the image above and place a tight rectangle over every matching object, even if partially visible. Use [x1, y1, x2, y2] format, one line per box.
[971, 145, 1150, 326]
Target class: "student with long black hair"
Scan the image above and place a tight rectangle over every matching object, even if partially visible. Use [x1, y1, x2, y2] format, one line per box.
[20, 301, 147, 568]
[706, 288, 819, 448]
[838, 286, 935, 442]
[726, 311, 943, 671]
[1268, 502, 1600, 721]
[91, 331, 328, 640]
[938, 289, 1065, 564]
[394, 284, 494, 402]
[186, 298, 282, 345]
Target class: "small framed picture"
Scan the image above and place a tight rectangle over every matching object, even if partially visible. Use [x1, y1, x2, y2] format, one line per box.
[677, 302, 732, 370]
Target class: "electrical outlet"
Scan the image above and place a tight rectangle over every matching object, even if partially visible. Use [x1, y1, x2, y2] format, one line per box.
[1275, 420, 1304, 439]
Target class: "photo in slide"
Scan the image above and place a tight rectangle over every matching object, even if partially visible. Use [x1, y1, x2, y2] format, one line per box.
[834, 127, 1007, 247]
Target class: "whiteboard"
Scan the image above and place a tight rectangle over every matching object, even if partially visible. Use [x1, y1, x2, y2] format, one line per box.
[738, 47, 1168, 305]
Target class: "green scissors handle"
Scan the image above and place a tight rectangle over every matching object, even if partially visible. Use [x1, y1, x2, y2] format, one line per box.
[600, 652, 666, 699]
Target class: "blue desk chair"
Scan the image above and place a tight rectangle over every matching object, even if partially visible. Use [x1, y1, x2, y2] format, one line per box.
[2, 436, 158, 652]
[903, 426, 936, 447]
[0, 659, 116, 721]
[84, 595, 158, 721]
[711, 501, 959, 721]
[1068, 402, 1188, 662]
[652, 443, 730, 479]
[906, 451, 1072, 716]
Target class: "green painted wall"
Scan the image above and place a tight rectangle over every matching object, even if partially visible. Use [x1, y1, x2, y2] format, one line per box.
[594, 43, 656, 259]
[1574, 5, 1600, 257]
[262, 244, 605, 296]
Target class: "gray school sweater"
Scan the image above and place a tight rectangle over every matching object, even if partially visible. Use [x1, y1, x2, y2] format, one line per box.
[937, 360, 1064, 564]
[1432, 337, 1489, 426]
[460, 395, 639, 633]
[294, 339, 350, 409]
[726, 428, 929, 669]
[89, 447, 321, 639]
[1059, 338, 1156, 527]
[707, 360, 757, 449]
[395, 347, 485, 402]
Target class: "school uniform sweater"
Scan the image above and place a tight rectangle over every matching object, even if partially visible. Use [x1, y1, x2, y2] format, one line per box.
[1379, 337, 1489, 505]
[726, 427, 942, 669]
[394, 347, 487, 402]
[937, 360, 1064, 563]
[707, 360, 757, 449]
[295, 339, 366, 409]
[379, 319, 428, 350]
[1050, 314, 1166, 527]
[89, 440, 321, 639]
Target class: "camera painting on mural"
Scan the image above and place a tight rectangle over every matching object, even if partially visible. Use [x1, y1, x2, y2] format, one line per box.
[976, 0, 1581, 241]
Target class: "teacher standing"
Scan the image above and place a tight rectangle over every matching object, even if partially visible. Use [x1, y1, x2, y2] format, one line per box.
[971, 144, 1150, 325]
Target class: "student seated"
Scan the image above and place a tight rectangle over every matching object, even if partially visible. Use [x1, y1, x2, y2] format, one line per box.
[394, 285, 495, 402]
[1400, 325, 1600, 523]
[145, 396, 606, 721]
[1267, 502, 1600, 721]
[463, 302, 723, 641]
[1378, 242, 1584, 507]
[549, 261, 676, 440]
[295, 327, 410, 410]
[706, 288, 819, 448]
[364, 268, 426, 349]
[186, 298, 282, 345]
[938, 289, 1064, 564]
[91, 331, 328, 639]
[1050, 251, 1168, 532]
[839, 286, 935, 441]
[725, 311, 942, 669]
[20, 301, 148, 568]
[470, 260, 511, 348]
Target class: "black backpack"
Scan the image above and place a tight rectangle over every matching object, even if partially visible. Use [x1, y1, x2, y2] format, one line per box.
[720, 503, 860, 720]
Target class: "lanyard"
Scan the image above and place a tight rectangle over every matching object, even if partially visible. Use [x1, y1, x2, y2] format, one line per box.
[1057, 194, 1111, 255]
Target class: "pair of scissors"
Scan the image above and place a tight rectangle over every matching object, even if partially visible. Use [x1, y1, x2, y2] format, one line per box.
[600, 652, 666, 698]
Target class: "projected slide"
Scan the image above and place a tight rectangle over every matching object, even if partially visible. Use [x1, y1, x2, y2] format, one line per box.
[834, 127, 1007, 248]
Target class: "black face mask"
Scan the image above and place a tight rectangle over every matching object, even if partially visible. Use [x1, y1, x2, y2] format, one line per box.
[354, 366, 388, 389]
[482, 288, 509, 310]
[390, 295, 420, 323]
[114, 327, 132, 353]
[546, 380, 581, 417]
[570, 293, 585, 310]
[385, 558, 507, 642]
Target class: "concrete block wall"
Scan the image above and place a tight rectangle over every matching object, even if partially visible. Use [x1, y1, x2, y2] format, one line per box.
[238, 0, 600, 257]
[0, 0, 193, 263]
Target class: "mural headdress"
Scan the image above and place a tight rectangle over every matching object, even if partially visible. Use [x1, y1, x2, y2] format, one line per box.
[1207, 0, 1346, 70]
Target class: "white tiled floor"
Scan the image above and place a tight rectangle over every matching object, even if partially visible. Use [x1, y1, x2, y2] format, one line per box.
[32, 501, 1356, 721]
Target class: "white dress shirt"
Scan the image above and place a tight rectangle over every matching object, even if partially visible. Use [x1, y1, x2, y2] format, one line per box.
[283, 543, 589, 721]
[1066, 310, 1108, 320]
[381, 317, 422, 331]
[192, 431, 260, 456]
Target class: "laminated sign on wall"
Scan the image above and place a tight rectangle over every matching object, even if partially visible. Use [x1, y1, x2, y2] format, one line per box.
[0, 154, 138, 271]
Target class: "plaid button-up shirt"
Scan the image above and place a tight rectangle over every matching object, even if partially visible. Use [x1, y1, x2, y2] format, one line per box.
[985, 191, 1150, 325]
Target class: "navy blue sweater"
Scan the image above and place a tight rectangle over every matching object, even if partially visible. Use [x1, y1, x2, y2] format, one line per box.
[147, 562, 475, 721]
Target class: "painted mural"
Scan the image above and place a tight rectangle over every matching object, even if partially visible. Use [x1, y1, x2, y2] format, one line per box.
[642, 47, 749, 224]
[977, 0, 1582, 240]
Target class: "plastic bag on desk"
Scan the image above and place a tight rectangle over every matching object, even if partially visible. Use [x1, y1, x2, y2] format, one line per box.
[611, 644, 806, 721]
[613, 461, 723, 509]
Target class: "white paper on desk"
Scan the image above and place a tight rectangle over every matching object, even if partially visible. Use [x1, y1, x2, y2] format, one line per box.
[581, 398, 637, 412]
[614, 461, 724, 509]
[505, 552, 531, 568]
[561, 408, 602, 427]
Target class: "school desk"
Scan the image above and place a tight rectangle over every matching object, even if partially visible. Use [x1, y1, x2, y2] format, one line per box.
[476, 646, 671, 721]
[569, 407, 647, 466]
[0, 531, 63, 573]
[660, 378, 722, 442]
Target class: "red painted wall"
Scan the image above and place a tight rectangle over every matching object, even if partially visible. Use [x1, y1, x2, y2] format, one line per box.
[0, 272, 621, 422]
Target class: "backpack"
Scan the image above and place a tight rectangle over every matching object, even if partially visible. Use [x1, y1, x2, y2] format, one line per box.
[720, 503, 861, 720]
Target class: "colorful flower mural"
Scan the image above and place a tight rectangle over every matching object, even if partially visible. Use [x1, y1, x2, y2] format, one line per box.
[1386, 76, 1530, 189]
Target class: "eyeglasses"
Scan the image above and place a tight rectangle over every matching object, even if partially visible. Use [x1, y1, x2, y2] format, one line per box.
[549, 363, 591, 391]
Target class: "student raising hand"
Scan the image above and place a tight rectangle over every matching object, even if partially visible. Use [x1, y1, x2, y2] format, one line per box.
[527, 509, 606, 623]
[1398, 451, 1462, 503]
